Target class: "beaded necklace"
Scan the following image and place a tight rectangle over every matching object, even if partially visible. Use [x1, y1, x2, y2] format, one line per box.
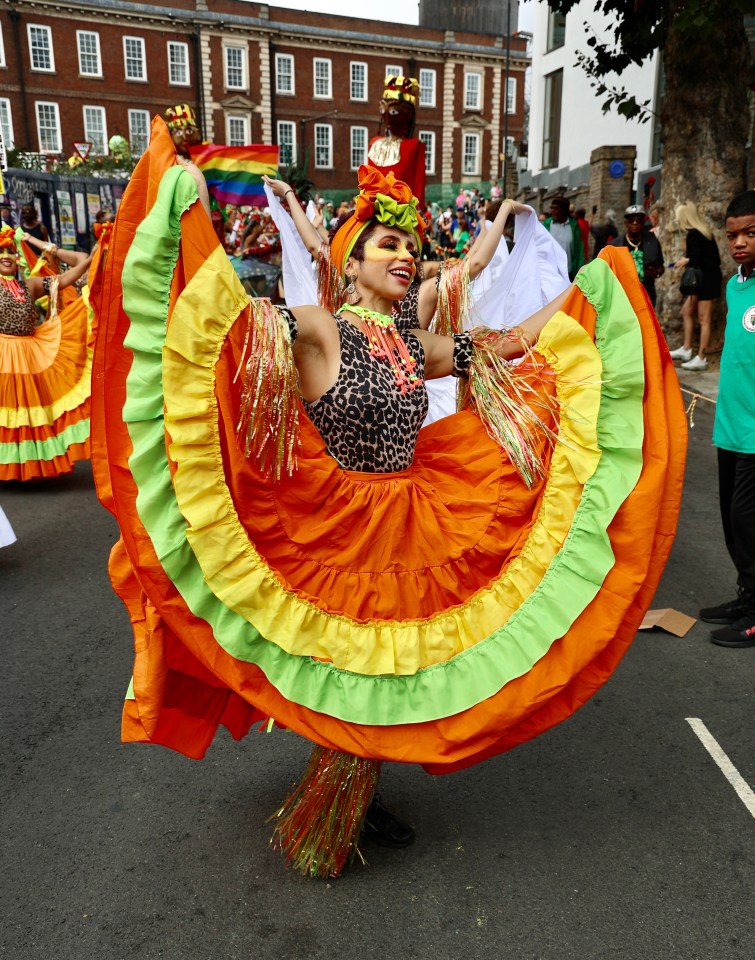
[625, 235, 645, 281]
[338, 304, 422, 394]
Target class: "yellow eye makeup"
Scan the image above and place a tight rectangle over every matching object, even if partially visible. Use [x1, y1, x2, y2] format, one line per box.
[364, 237, 418, 262]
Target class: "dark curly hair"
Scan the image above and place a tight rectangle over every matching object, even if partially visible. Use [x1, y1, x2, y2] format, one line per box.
[726, 191, 755, 220]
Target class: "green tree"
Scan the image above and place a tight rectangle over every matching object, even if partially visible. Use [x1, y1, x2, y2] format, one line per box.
[544, 0, 751, 330]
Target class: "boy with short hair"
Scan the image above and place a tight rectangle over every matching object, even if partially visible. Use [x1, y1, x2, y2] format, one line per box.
[699, 190, 755, 647]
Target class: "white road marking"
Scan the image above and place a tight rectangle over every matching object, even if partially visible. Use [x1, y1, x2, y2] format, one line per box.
[686, 718, 755, 819]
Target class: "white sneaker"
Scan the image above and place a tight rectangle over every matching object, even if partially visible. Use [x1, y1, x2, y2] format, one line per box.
[668, 345, 693, 361]
[681, 354, 708, 371]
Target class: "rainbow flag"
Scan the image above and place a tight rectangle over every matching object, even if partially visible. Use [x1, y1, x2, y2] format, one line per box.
[189, 143, 279, 206]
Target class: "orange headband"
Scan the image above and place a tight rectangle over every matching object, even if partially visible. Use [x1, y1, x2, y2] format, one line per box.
[330, 165, 425, 278]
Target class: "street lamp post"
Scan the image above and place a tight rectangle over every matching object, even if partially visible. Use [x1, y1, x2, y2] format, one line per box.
[502, 0, 512, 196]
[298, 110, 338, 171]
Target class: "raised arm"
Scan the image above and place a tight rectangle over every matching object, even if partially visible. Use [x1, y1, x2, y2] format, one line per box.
[26, 253, 93, 300]
[416, 287, 571, 381]
[288, 304, 342, 402]
[22, 232, 55, 255]
[263, 175, 325, 258]
[23, 233, 87, 269]
[175, 157, 211, 219]
[465, 199, 529, 280]
[416, 200, 530, 326]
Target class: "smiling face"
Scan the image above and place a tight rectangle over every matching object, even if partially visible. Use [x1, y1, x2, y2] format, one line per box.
[0, 249, 19, 276]
[347, 224, 418, 303]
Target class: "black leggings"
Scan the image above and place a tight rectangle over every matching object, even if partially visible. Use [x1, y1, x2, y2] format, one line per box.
[718, 448, 755, 593]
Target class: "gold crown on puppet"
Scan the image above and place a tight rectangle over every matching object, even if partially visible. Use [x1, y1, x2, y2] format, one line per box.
[165, 103, 197, 129]
[383, 75, 420, 107]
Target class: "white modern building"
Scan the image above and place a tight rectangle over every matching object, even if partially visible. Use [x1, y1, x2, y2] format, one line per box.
[523, 2, 661, 193]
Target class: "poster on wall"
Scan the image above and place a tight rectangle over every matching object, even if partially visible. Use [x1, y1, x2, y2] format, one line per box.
[86, 192, 101, 222]
[74, 193, 87, 233]
[99, 184, 114, 210]
[56, 190, 77, 246]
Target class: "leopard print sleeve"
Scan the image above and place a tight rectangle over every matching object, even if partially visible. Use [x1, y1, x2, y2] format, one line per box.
[277, 306, 298, 344]
[452, 333, 473, 378]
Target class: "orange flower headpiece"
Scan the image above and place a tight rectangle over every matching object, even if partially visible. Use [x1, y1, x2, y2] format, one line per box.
[0, 224, 17, 252]
[330, 165, 426, 278]
[383, 75, 420, 107]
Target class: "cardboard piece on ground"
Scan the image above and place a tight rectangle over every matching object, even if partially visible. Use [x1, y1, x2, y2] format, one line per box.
[639, 608, 697, 637]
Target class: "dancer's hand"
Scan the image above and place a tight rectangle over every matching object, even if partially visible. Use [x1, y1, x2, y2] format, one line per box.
[504, 199, 529, 216]
[262, 175, 293, 200]
[481, 326, 537, 364]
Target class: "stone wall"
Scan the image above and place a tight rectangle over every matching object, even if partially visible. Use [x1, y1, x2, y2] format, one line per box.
[588, 145, 637, 222]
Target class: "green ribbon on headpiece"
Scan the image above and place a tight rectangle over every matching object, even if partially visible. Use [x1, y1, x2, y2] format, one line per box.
[373, 193, 420, 235]
[13, 226, 30, 276]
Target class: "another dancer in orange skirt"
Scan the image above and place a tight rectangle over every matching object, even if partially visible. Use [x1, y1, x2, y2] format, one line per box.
[94, 119, 687, 879]
[0, 225, 92, 481]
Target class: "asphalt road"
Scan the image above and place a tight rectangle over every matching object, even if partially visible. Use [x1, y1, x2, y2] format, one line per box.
[1, 400, 753, 960]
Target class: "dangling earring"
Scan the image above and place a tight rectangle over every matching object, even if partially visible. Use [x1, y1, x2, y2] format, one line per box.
[345, 276, 361, 305]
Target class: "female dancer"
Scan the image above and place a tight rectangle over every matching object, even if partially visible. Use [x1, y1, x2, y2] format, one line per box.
[669, 201, 722, 370]
[94, 121, 686, 880]
[0, 225, 92, 480]
[262, 172, 569, 423]
[263, 171, 445, 331]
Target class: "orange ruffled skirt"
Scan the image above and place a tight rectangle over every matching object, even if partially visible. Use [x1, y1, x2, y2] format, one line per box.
[93, 120, 687, 772]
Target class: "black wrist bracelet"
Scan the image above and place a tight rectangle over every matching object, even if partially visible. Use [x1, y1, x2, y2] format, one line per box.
[283, 189, 295, 201]
[452, 333, 473, 378]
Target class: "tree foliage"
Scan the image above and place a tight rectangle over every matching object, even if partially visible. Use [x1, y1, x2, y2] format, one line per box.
[544, 0, 752, 121]
[279, 149, 315, 205]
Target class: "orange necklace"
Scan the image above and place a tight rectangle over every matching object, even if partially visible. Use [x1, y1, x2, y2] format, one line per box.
[0, 275, 27, 303]
[339, 305, 422, 394]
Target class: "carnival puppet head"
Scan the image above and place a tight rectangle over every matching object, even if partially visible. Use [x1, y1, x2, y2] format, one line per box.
[379, 76, 420, 139]
[165, 103, 201, 158]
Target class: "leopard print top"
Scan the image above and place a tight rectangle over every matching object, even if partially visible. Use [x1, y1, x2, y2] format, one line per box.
[0, 277, 49, 336]
[301, 313, 429, 472]
[394, 273, 421, 335]
[393, 262, 443, 336]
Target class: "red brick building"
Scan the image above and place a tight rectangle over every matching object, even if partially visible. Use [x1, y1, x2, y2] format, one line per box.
[0, 0, 528, 199]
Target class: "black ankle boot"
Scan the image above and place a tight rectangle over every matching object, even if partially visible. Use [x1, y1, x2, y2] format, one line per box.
[362, 794, 415, 848]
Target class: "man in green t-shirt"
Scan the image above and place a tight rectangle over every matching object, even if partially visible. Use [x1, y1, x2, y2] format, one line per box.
[699, 190, 755, 647]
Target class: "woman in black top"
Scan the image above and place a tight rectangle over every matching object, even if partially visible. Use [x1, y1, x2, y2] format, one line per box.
[670, 201, 722, 370]
[19, 204, 49, 243]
